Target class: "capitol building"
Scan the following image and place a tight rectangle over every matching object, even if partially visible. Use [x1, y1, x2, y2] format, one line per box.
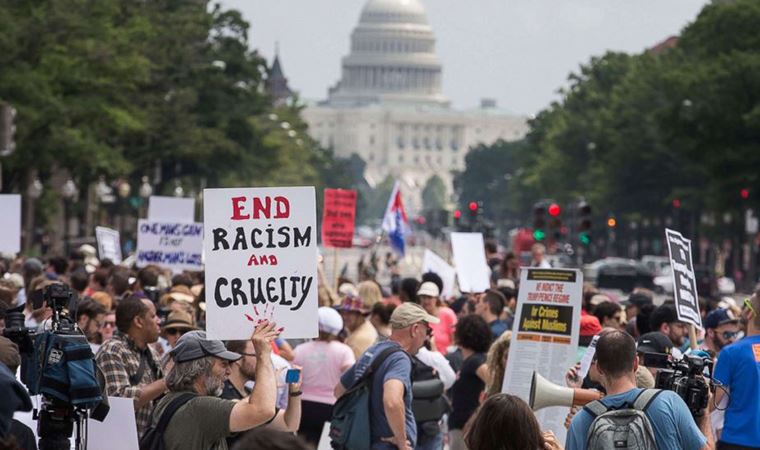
[301, 0, 528, 212]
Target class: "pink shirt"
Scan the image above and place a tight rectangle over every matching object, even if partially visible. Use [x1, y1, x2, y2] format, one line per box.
[431, 307, 457, 353]
[293, 340, 356, 405]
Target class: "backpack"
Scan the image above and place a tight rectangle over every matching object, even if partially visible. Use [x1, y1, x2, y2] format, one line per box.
[139, 393, 196, 450]
[411, 356, 451, 424]
[330, 347, 406, 450]
[583, 389, 662, 450]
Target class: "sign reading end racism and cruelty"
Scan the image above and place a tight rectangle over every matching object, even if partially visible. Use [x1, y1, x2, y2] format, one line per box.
[203, 187, 318, 340]
[321, 189, 356, 248]
[665, 228, 703, 328]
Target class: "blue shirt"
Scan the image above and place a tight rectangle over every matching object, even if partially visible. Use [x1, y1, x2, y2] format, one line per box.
[566, 388, 706, 450]
[713, 334, 760, 447]
[340, 340, 415, 450]
[489, 319, 508, 338]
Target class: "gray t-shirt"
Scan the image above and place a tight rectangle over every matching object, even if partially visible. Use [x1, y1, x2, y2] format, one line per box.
[340, 340, 415, 450]
[152, 392, 236, 450]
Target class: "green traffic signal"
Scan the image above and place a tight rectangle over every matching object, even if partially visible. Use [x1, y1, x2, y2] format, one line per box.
[579, 232, 591, 245]
[533, 229, 546, 241]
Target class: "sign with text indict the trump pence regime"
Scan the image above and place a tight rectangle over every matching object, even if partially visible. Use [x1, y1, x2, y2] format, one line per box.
[502, 268, 582, 445]
[204, 187, 318, 339]
[96, 226, 123, 264]
[321, 189, 356, 248]
[136, 220, 203, 272]
[665, 228, 703, 328]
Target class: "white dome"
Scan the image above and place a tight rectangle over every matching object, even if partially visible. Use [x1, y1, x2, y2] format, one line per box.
[360, 0, 428, 25]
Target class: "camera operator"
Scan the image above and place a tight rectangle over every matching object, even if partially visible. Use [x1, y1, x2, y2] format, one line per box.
[566, 330, 713, 450]
[95, 296, 165, 438]
[711, 293, 760, 450]
[75, 298, 106, 353]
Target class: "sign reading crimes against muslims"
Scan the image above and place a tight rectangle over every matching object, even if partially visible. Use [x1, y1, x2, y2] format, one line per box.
[203, 187, 318, 339]
[665, 228, 703, 328]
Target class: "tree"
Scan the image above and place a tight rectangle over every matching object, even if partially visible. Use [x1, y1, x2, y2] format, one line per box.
[421, 175, 447, 210]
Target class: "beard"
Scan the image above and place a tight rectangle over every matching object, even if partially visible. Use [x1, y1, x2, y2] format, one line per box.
[205, 374, 225, 397]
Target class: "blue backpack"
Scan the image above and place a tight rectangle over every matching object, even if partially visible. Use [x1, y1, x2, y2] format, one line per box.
[330, 347, 405, 450]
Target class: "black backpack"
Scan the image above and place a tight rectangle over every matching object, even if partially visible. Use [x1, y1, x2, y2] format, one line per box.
[139, 393, 196, 450]
[410, 356, 451, 442]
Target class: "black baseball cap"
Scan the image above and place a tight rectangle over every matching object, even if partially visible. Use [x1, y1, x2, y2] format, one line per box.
[170, 331, 242, 363]
[636, 332, 674, 355]
[704, 308, 739, 329]
[622, 292, 653, 308]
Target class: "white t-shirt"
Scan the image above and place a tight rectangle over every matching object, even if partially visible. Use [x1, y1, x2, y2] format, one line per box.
[293, 340, 355, 404]
[415, 346, 456, 390]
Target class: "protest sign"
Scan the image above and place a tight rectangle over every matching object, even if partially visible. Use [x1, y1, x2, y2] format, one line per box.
[665, 228, 702, 328]
[0, 194, 21, 253]
[450, 232, 490, 293]
[203, 187, 318, 339]
[95, 226, 122, 264]
[136, 220, 203, 272]
[578, 334, 600, 380]
[321, 188, 356, 248]
[502, 268, 583, 444]
[422, 249, 457, 298]
[148, 195, 195, 222]
[15, 396, 138, 450]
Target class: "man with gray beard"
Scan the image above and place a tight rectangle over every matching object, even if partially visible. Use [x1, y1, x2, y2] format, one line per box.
[150, 321, 281, 450]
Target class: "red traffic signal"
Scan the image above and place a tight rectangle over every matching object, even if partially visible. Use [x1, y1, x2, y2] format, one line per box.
[453, 210, 462, 219]
[468, 201, 478, 212]
[741, 188, 750, 200]
[672, 199, 681, 209]
[548, 203, 561, 217]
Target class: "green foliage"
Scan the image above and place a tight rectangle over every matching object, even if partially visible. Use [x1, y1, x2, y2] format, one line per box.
[421, 175, 447, 210]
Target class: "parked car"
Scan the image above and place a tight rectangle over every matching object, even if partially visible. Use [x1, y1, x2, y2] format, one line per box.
[584, 258, 655, 293]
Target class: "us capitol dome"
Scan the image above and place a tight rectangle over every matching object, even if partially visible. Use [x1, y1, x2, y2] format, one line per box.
[301, 0, 528, 213]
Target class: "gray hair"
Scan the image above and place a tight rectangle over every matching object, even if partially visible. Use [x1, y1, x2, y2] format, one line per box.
[165, 356, 215, 393]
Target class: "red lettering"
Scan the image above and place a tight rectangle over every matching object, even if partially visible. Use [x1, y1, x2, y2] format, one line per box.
[252, 197, 271, 219]
[246, 254, 279, 266]
[231, 196, 249, 220]
[274, 196, 290, 219]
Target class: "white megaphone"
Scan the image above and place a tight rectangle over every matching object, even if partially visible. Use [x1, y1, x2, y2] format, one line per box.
[529, 371, 603, 411]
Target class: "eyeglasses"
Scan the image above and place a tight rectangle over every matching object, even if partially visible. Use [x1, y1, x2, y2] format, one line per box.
[103, 321, 116, 328]
[165, 328, 182, 336]
[721, 331, 741, 340]
[744, 298, 757, 317]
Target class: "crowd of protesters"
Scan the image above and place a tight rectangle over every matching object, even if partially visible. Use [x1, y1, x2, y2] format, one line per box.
[0, 240, 758, 450]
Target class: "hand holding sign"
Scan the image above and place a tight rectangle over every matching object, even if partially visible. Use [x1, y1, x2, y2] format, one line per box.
[250, 319, 281, 356]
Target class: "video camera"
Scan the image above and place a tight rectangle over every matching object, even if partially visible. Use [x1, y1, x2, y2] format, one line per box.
[3, 284, 108, 450]
[642, 352, 713, 417]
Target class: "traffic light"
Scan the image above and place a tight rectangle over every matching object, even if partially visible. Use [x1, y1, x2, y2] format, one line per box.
[533, 203, 547, 241]
[0, 102, 17, 156]
[453, 209, 461, 229]
[468, 201, 478, 217]
[578, 202, 592, 246]
[672, 198, 681, 209]
[548, 203, 561, 217]
[607, 216, 617, 228]
[741, 188, 750, 200]
[548, 202, 562, 239]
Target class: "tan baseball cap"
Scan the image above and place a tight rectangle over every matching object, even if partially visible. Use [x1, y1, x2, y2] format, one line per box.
[390, 303, 440, 329]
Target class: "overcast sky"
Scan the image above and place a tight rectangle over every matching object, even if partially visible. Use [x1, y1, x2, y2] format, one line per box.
[221, 0, 708, 115]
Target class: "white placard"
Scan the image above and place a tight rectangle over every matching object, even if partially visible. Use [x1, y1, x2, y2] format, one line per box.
[95, 226, 122, 264]
[14, 396, 139, 450]
[148, 195, 195, 222]
[422, 249, 457, 298]
[578, 334, 600, 380]
[203, 187, 318, 339]
[318, 421, 332, 450]
[0, 194, 21, 253]
[502, 268, 583, 444]
[450, 232, 490, 293]
[136, 220, 203, 272]
[665, 228, 702, 328]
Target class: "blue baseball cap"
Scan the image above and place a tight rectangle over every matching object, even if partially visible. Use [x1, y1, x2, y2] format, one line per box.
[704, 308, 738, 329]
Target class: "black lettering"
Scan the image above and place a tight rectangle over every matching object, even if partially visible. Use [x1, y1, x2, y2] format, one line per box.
[293, 226, 311, 247]
[266, 278, 278, 303]
[251, 228, 263, 249]
[292, 277, 313, 311]
[214, 278, 231, 307]
[266, 224, 276, 249]
[232, 227, 248, 250]
[212, 228, 229, 251]
[277, 226, 290, 248]
[231, 278, 247, 306]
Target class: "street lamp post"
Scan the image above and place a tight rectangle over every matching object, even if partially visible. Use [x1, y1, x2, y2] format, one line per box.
[139, 175, 152, 219]
[61, 179, 78, 255]
[23, 176, 43, 252]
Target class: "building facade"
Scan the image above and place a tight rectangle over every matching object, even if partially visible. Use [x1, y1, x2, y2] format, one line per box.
[302, 0, 528, 212]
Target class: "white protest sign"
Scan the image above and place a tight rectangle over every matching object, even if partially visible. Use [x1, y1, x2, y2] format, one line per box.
[502, 267, 583, 444]
[578, 334, 600, 380]
[136, 220, 203, 272]
[665, 228, 702, 328]
[450, 232, 490, 293]
[95, 226, 122, 264]
[203, 187, 318, 339]
[0, 194, 21, 253]
[148, 195, 195, 222]
[14, 396, 139, 450]
[422, 249, 457, 298]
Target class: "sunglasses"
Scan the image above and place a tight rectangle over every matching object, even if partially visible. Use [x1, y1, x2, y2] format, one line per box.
[165, 328, 183, 336]
[103, 321, 116, 328]
[721, 331, 741, 340]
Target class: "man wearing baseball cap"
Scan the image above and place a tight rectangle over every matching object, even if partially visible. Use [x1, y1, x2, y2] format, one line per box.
[703, 308, 741, 356]
[336, 303, 440, 450]
[152, 321, 281, 450]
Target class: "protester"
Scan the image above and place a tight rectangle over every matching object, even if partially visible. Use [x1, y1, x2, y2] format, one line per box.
[702, 308, 741, 357]
[161, 310, 197, 349]
[485, 330, 512, 397]
[153, 323, 281, 450]
[622, 291, 654, 338]
[417, 281, 457, 353]
[649, 303, 689, 348]
[529, 243, 551, 268]
[398, 277, 420, 304]
[107, 267, 132, 303]
[464, 393, 562, 450]
[712, 293, 760, 450]
[75, 298, 106, 352]
[413, 340, 456, 450]
[336, 302, 440, 450]
[497, 251, 520, 284]
[592, 301, 624, 331]
[101, 310, 117, 343]
[566, 330, 713, 450]
[474, 289, 509, 339]
[578, 314, 603, 347]
[292, 307, 355, 445]
[337, 294, 378, 359]
[496, 285, 517, 330]
[370, 302, 396, 340]
[222, 337, 303, 448]
[448, 314, 492, 450]
[358, 280, 384, 310]
[84, 268, 109, 297]
[96, 296, 165, 438]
